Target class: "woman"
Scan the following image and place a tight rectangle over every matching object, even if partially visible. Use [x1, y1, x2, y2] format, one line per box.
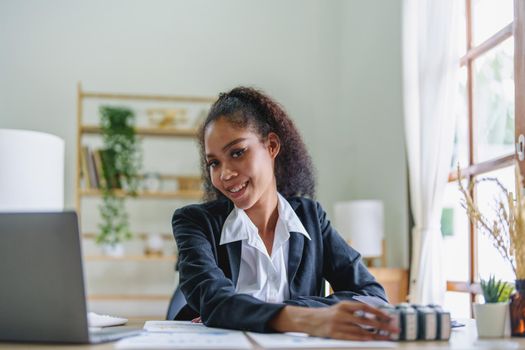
[172, 87, 399, 340]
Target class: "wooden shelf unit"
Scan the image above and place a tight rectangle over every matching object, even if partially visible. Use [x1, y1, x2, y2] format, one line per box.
[75, 82, 214, 303]
[75, 83, 214, 210]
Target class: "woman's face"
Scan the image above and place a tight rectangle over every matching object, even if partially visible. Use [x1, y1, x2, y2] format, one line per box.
[204, 117, 280, 210]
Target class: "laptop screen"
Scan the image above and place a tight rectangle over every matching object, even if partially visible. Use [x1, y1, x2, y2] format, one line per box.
[0, 211, 90, 343]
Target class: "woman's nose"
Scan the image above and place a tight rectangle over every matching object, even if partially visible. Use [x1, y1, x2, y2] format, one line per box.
[220, 167, 237, 181]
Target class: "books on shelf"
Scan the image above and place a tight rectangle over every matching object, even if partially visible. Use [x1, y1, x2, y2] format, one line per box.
[81, 145, 98, 189]
[80, 145, 202, 194]
[80, 146, 119, 190]
[92, 150, 106, 189]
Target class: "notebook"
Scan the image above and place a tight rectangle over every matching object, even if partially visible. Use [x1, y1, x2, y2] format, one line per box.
[0, 211, 140, 343]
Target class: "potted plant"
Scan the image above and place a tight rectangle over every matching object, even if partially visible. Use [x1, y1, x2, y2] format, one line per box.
[473, 275, 514, 338]
[458, 163, 525, 336]
[96, 106, 142, 254]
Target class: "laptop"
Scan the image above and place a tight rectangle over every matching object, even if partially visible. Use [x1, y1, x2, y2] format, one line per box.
[0, 211, 141, 343]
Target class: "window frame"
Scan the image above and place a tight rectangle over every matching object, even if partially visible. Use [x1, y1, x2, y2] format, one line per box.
[445, 0, 525, 309]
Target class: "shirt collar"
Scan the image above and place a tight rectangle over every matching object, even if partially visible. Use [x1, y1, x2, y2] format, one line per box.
[220, 193, 311, 245]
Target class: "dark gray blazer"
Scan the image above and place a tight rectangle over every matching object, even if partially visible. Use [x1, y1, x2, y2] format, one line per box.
[172, 196, 387, 332]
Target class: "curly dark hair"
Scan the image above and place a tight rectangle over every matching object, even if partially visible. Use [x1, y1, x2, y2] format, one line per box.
[198, 86, 316, 201]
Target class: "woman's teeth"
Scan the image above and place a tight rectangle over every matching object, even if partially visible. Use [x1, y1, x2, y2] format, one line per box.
[229, 182, 247, 193]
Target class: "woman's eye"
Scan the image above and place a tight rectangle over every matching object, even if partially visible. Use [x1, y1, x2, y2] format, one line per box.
[207, 160, 219, 168]
[231, 148, 246, 158]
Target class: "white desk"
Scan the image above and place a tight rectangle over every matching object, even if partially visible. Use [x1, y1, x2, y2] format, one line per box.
[0, 319, 524, 349]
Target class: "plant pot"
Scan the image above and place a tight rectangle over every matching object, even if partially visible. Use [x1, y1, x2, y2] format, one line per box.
[474, 302, 508, 338]
[101, 243, 124, 257]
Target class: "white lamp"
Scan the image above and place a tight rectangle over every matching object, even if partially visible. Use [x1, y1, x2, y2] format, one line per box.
[334, 200, 385, 265]
[0, 129, 65, 212]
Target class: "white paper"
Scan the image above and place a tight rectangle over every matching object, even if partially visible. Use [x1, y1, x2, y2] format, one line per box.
[116, 331, 252, 349]
[247, 332, 396, 349]
[143, 320, 211, 333]
[0, 129, 64, 212]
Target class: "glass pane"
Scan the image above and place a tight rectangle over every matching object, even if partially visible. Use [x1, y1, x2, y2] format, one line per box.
[444, 291, 471, 319]
[442, 181, 470, 282]
[450, 67, 469, 172]
[475, 166, 515, 283]
[474, 38, 514, 162]
[472, 0, 513, 46]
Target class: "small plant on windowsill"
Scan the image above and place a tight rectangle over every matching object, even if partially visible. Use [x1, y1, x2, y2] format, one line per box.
[480, 275, 514, 304]
[96, 106, 142, 253]
[473, 275, 513, 338]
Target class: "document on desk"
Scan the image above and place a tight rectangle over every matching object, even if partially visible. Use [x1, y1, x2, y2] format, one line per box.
[115, 321, 252, 349]
[247, 332, 396, 348]
[143, 320, 211, 333]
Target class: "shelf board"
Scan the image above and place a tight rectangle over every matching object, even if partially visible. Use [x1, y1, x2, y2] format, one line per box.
[81, 91, 216, 104]
[82, 232, 173, 240]
[79, 188, 202, 199]
[84, 255, 177, 262]
[87, 294, 172, 301]
[81, 125, 198, 137]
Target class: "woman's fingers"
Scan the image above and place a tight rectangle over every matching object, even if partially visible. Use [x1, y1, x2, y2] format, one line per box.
[334, 301, 400, 334]
[327, 323, 393, 341]
[340, 301, 390, 321]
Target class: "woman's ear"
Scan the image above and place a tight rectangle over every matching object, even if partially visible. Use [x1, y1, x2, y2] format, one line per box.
[266, 132, 281, 159]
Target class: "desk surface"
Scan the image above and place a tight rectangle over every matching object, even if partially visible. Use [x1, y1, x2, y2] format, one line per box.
[1, 319, 525, 349]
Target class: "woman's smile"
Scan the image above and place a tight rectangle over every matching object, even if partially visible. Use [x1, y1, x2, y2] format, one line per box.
[226, 180, 249, 198]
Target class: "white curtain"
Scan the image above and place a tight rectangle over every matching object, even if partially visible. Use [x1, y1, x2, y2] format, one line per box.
[402, 0, 459, 304]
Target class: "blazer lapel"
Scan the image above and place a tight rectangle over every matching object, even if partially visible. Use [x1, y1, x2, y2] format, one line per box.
[225, 240, 242, 286]
[287, 231, 304, 292]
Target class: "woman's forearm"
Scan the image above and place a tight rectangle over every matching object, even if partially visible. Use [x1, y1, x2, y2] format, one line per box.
[268, 305, 313, 333]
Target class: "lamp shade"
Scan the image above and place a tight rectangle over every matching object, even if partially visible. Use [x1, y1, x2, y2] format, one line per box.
[0, 129, 64, 212]
[333, 200, 384, 257]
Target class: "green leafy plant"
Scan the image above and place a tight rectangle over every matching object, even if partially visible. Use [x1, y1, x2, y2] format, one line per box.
[96, 106, 142, 246]
[480, 275, 514, 303]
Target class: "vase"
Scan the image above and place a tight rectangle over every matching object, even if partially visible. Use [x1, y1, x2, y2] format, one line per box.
[510, 279, 525, 336]
[101, 242, 125, 257]
[473, 302, 508, 338]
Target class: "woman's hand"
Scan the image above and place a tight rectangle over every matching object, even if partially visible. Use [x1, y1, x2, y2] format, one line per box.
[269, 301, 400, 341]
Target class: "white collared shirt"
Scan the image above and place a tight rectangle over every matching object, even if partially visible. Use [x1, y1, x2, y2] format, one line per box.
[220, 193, 311, 303]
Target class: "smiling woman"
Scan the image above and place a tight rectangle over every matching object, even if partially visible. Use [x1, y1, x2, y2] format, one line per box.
[171, 87, 399, 340]
[199, 87, 315, 202]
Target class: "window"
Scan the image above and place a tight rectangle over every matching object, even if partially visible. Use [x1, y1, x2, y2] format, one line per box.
[442, 0, 525, 318]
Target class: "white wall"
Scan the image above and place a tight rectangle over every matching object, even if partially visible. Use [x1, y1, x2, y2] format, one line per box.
[338, 0, 408, 268]
[0, 0, 408, 314]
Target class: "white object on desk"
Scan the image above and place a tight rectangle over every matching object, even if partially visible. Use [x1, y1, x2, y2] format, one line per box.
[247, 332, 396, 348]
[87, 312, 128, 327]
[117, 322, 252, 349]
[143, 320, 209, 333]
[0, 129, 64, 212]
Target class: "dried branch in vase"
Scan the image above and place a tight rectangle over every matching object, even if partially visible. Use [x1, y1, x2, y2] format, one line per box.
[457, 163, 525, 279]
